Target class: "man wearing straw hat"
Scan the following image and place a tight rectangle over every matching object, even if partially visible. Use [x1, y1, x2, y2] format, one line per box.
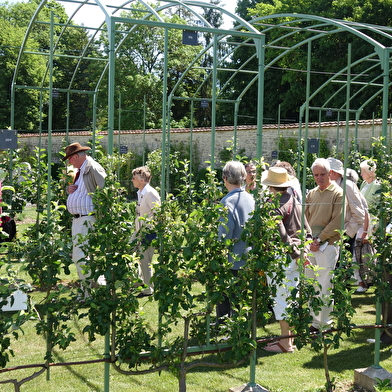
[261, 167, 312, 353]
[63, 142, 107, 289]
[305, 158, 345, 333]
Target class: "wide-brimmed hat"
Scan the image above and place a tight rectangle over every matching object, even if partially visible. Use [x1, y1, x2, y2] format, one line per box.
[327, 157, 344, 175]
[63, 142, 91, 161]
[261, 167, 294, 187]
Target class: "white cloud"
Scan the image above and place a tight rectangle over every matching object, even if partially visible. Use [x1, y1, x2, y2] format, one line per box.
[60, 0, 237, 30]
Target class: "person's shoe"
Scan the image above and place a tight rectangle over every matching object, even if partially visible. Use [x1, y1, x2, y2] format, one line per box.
[309, 325, 320, 333]
[136, 292, 152, 298]
[266, 340, 296, 350]
[356, 285, 368, 293]
[262, 341, 294, 354]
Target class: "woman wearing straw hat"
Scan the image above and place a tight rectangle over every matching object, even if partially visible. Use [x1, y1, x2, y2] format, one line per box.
[261, 167, 312, 353]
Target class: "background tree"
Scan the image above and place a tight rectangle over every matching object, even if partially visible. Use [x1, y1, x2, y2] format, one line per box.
[0, 0, 93, 131]
[97, 8, 207, 130]
[224, 0, 392, 124]
[0, 1, 46, 130]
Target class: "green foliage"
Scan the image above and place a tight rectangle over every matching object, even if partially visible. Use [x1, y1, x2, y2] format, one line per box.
[363, 140, 392, 325]
[218, 138, 250, 166]
[21, 202, 72, 290]
[0, 264, 31, 368]
[0, 143, 388, 392]
[277, 135, 331, 189]
[0, 0, 92, 131]
[232, 0, 392, 123]
[144, 141, 201, 198]
[375, 378, 392, 392]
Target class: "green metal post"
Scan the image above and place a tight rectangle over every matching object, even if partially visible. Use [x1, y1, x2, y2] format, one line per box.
[318, 110, 321, 154]
[341, 44, 352, 243]
[298, 109, 303, 182]
[277, 104, 281, 160]
[118, 89, 121, 151]
[381, 50, 390, 141]
[247, 282, 258, 387]
[66, 91, 70, 139]
[104, 332, 110, 392]
[372, 47, 391, 369]
[302, 42, 312, 183]
[210, 34, 218, 170]
[190, 100, 194, 190]
[92, 92, 98, 158]
[143, 95, 146, 165]
[256, 36, 265, 159]
[389, 113, 392, 149]
[234, 100, 239, 152]
[336, 112, 340, 153]
[107, 16, 115, 155]
[46, 11, 54, 219]
[160, 28, 169, 201]
[233, 101, 239, 156]
[10, 82, 15, 132]
[246, 35, 265, 389]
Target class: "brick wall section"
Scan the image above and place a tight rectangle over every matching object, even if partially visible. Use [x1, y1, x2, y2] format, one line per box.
[17, 119, 385, 166]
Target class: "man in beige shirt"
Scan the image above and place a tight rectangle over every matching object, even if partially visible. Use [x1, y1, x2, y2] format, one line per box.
[305, 158, 345, 332]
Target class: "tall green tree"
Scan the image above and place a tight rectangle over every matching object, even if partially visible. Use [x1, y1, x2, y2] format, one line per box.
[0, 1, 46, 130]
[224, 0, 392, 124]
[0, 0, 96, 132]
[98, 6, 207, 130]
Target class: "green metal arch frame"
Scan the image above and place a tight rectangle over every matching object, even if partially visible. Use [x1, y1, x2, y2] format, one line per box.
[11, 6, 392, 171]
[9, 3, 392, 376]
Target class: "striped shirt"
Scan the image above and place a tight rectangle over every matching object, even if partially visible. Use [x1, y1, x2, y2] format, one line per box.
[66, 159, 94, 215]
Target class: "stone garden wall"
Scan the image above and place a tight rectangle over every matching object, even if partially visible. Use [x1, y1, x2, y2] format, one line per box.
[17, 119, 386, 166]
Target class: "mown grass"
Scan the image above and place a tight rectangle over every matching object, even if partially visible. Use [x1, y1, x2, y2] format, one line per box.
[0, 215, 391, 392]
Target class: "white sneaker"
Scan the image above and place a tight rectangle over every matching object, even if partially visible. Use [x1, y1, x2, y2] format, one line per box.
[356, 286, 367, 293]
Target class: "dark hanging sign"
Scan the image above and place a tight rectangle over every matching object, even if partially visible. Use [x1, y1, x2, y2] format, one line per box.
[182, 30, 198, 45]
[200, 100, 209, 108]
[271, 150, 278, 159]
[308, 138, 319, 153]
[326, 109, 333, 117]
[0, 130, 17, 150]
[119, 145, 128, 154]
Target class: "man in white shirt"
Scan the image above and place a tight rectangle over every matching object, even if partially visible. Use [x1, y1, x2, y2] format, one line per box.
[64, 142, 106, 285]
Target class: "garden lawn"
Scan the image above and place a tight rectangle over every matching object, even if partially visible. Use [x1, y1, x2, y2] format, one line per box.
[0, 271, 390, 392]
[1, 209, 390, 392]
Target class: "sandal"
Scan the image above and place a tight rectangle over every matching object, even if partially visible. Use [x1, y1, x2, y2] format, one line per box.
[266, 341, 296, 350]
[262, 341, 294, 354]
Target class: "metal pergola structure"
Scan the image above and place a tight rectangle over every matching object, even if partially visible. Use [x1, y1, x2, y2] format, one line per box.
[10, 0, 266, 191]
[10, 3, 392, 387]
[11, 4, 392, 177]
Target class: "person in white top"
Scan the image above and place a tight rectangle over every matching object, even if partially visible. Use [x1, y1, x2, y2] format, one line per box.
[64, 142, 107, 288]
[327, 158, 365, 255]
[131, 166, 161, 297]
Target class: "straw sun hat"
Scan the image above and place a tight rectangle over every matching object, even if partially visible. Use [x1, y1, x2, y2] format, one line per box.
[261, 167, 294, 187]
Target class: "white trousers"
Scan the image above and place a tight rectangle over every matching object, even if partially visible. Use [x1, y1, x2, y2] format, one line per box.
[306, 244, 339, 328]
[267, 256, 299, 320]
[72, 215, 96, 281]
